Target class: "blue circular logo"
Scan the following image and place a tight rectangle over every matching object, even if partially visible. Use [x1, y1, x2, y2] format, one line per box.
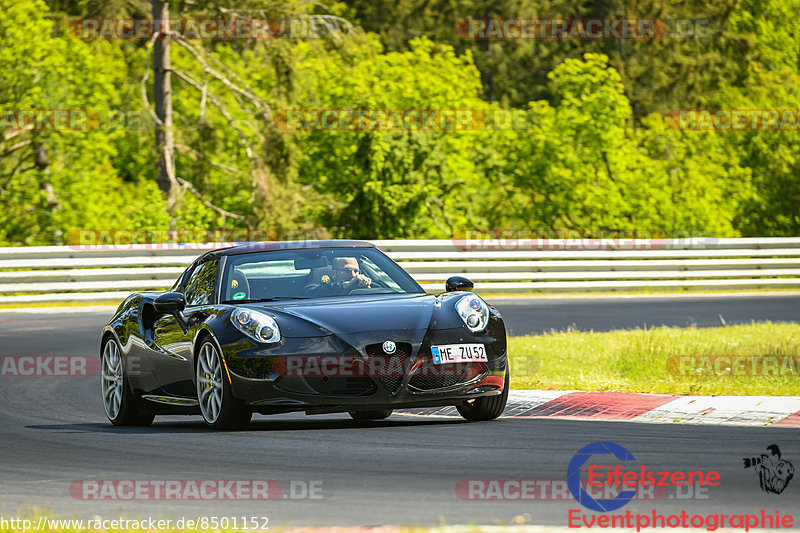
[567, 441, 637, 512]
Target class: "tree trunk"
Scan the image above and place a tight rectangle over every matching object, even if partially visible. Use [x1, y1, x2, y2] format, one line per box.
[152, 0, 177, 213]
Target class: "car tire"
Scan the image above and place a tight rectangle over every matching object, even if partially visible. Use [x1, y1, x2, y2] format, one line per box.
[101, 337, 154, 426]
[348, 409, 392, 420]
[456, 367, 509, 422]
[196, 339, 252, 430]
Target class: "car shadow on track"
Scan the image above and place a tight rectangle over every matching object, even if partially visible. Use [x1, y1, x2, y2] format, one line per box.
[25, 415, 472, 434]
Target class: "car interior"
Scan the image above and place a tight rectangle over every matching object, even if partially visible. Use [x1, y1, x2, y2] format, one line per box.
[225, 268, 251, 301]
[221, 252, 403, 302]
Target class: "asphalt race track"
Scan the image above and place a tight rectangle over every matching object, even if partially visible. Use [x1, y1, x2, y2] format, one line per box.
[492, 293, 800, 336]
[1, 294, 799, 527]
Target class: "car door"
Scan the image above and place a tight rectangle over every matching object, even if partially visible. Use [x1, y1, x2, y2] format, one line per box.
[153, 258, 220, 397]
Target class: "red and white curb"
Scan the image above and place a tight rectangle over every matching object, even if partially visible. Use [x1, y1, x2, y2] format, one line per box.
[398, 391, 800, 427]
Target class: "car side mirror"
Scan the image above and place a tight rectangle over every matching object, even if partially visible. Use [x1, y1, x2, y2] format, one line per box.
[154, 292, 186, 314]
[446, 276, 474, 292]
[154, 292, 190, 334]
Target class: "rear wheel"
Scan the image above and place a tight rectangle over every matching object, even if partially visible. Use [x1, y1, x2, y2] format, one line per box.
[349, 409, 392, 420]
[196, 340, 252, 430]
[101, 337, 154, 426]
[456, 368, 509, 422]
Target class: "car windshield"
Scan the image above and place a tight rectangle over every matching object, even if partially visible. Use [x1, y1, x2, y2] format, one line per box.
[219, 246, 425, 303]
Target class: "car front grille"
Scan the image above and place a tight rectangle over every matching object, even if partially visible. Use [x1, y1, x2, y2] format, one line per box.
[407, 374, 464, 390]
[378, 377, 403, 393]
[275, 375, 377, 396]
[407, 361, 488, 391]
[364, 342, 411, 393]
[273, 344, 489, 396]
[330, 377, 377, 395]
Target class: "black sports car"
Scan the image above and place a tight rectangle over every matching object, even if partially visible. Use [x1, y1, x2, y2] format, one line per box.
[100, 240, 509, 428]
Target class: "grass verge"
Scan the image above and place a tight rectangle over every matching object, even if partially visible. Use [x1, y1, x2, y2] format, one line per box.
[508, 322, 800, 395]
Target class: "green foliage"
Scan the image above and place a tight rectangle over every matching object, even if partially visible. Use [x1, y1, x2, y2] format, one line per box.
[0, 0, 797, 244]
[0, 0, 165, 245]
[290, 37, 491, 237]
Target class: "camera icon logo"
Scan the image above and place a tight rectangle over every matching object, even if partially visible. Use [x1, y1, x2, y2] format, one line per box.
[743, 444, 794, 494]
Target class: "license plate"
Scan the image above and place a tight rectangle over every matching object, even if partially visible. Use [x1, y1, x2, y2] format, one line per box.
[431, 344, 487, 364]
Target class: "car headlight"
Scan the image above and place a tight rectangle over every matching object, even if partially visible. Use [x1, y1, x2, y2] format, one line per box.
[232, 308, 281, 344]
[455, 294, 489, 333]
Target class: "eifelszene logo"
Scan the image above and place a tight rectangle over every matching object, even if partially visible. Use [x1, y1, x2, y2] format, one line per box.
[743, 445, 795, 495]
[568, 441, 637, 512]
[567, 441, 721, 512]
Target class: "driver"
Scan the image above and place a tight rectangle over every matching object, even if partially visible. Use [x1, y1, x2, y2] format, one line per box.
[305, 256, 371, 296]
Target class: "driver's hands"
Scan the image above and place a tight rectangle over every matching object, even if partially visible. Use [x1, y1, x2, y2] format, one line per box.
[345, 273, 371, 289]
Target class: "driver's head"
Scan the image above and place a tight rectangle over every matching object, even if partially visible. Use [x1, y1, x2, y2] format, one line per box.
[331, 257, 360, 282]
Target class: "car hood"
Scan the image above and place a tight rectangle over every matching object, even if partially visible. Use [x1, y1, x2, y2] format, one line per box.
[236, 292, 478, 354]
[271, 293, 438, 336]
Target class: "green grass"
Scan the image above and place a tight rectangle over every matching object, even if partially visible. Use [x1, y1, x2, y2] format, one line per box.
[508, 322, 800, 395]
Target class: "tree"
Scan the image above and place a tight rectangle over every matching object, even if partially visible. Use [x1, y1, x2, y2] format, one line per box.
[289, 37, 495, 237]
[151, 0, 177, 211]
[0, 0, 165, 245]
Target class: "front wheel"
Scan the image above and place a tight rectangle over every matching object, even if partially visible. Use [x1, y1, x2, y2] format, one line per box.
[196, 340, 252, 430]
[456, 368, 509, 422]
[349, 409, 392, 420]
[101, 337, 154, 426]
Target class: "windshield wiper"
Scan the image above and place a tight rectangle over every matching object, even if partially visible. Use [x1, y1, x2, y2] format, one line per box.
[223, 296, 311, 303]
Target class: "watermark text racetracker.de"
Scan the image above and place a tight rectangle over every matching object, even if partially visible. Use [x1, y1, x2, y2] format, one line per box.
[667, 109, 800, 131]
[274, 354, 487, 378]
[457, 478, 711, 501]
[65, 229, 328, 250]
[1, 516, 271, 531]
[452, 229, 674, 251]
[0, 109, 149, 132]
[1, 355, 98, 377]
[69, 478, 324, 501]
[69, 17, 350, 40]
[668, 355, 800, 377]
[454, 18, 713, 40]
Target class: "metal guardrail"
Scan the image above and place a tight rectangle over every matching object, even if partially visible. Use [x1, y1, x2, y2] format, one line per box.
[1, 238, 800, 304]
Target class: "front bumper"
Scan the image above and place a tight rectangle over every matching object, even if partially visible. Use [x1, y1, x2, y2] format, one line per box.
[221, 327, 507, 414]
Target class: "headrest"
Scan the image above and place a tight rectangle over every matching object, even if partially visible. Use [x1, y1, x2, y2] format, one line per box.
[308, 265, 333, 286]
[227, 268, 250, 301]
